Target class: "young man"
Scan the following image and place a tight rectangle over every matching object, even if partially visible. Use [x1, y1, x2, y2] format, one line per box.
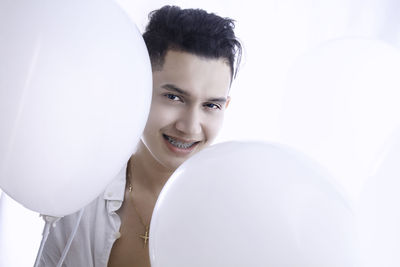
[39, 5, 241, 267]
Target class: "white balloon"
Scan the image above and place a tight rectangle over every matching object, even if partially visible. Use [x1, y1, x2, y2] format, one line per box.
[280, 38, 400, 202]
[357, 127, 400, 267]
[150, 141, 359, 267]
[0, 0, 152, 216]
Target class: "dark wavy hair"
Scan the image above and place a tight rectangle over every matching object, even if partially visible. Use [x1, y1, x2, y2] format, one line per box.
[143, 5, 242, 79]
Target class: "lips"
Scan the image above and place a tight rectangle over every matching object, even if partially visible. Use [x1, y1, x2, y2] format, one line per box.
[163, 134, 200, 153]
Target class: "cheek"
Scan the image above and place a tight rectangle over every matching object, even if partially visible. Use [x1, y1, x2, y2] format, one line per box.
[204, 113, 225, 141]
[144, 101, 179, 130]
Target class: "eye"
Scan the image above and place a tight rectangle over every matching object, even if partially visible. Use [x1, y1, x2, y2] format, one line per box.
[204, 103, 221, 110]
[164, 93, 183, 102]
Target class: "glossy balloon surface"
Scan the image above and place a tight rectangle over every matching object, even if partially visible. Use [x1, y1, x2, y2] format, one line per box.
[0, 0, 152, 216]
[150, 141, 359, 267]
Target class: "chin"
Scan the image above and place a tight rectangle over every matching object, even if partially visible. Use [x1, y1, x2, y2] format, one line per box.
[158, 142, 209, 171]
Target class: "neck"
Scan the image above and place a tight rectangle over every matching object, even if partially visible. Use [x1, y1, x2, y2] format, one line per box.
[128, 140, 174, 196]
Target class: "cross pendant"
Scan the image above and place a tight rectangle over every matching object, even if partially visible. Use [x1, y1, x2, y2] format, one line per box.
[139, 226, 149, 248]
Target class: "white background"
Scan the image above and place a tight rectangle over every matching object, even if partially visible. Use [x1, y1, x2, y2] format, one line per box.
[1, 0, 400, 266]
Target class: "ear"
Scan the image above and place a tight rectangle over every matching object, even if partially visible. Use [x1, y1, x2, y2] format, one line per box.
[225, 96, 231, 109]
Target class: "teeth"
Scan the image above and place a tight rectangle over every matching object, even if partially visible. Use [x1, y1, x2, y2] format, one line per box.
[166, 135, 196, 149]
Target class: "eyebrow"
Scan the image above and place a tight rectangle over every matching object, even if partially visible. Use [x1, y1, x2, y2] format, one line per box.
[161, 84, 227, 104]
[161, 84, 189, 96]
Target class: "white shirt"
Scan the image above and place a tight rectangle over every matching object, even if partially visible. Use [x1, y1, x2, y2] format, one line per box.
[39, 164, 127, 267]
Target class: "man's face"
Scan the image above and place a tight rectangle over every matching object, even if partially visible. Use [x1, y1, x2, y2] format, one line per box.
[141, 50, 232, 171]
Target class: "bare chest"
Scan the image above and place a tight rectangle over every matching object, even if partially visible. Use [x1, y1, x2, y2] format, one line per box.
[107, 193, 154, 267]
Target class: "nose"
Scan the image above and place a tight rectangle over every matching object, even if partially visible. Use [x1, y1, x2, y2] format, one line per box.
[175, 107, 202, 136]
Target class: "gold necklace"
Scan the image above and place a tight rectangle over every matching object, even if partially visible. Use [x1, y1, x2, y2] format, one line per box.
[127, 173, 150, 248]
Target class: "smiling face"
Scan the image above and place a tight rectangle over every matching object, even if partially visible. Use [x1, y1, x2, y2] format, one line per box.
[141, 50, 232, 171]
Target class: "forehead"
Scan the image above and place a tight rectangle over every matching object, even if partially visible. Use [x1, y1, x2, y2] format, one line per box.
[152, 50, 232, 98]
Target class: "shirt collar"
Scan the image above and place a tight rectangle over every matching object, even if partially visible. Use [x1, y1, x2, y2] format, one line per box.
[103, 163, 127, 202]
